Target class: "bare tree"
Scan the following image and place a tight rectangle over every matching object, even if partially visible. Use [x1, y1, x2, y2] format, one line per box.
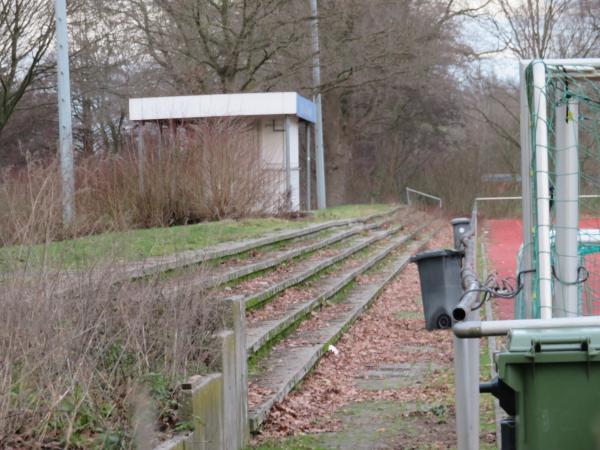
[308, 0, 474, 203]
[461, 0, 600, 196]
[121, 0, 305, 94]
[69, 0, 142, 154]
[0, 0, 54, 134]
[483, 0, 600, 59]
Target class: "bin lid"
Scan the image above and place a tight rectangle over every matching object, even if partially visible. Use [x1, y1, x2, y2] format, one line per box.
[409, 248, 463, 263]
[450, 217, 470, 226]
[497, 328, 600, 378]
[507, 327, 600, 353]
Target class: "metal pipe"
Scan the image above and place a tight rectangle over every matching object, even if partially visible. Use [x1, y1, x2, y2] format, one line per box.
[554, 98, 579, 317]
[137, 123, 145, 193]
[475, 195, 599, 204]
[405, 187, 442, 208]
[449, 209, 480, 450]
[475, 196, 522, 202]
[454, 332, 480, 450]
[532, 60, 553, 320]
[284, 116, 292, 208]
[452, 207, 479, 321]
[306, 123, 311, 210]
[522, 58, 600, 67]
[54, 0, 75, 225]
[454, 316, 600, 338]
[520, 60, 535, 318]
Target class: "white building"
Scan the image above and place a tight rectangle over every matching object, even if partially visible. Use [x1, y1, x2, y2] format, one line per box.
[129, 92, 317, 211]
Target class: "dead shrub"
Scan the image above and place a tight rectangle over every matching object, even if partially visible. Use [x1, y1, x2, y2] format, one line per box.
[0, 158, 64, 246]
[0, 262, 224, 448]
[0, 119, 275, 447]
[0, 118, 284, 246]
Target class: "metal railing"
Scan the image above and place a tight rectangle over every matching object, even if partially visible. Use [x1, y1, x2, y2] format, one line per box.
[406, 187, 442, 208]
[473, 196, 521, 211]
[452, 200, 600, 450]
[452, 207, 480, 450]
[474, 194, 600, 210]
[455, 315, 600, 338]
[453, 207, 480, 322]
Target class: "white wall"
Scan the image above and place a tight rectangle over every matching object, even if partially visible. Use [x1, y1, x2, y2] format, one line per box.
[258, 116, 300, 211]
[130, 92, 300, 122]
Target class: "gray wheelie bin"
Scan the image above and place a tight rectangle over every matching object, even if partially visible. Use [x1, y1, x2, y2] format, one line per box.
[410, 249, 463, 330]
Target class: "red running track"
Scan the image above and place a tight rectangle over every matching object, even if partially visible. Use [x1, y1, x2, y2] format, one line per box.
[486, 218, 600, 320]
[485, 219, 521, 320]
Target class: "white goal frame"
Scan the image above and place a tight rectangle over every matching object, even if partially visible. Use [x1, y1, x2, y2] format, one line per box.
[520, 58, 600, 319]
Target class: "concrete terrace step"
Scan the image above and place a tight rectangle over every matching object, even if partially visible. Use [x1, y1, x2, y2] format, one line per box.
[52, 205, 403, 297]
[121, 205, 404, 280]
[243, 222, 406, 310]
[247, 225, 440, 431]
[167, 217, 397, 293]
[245, 225, 425, 356]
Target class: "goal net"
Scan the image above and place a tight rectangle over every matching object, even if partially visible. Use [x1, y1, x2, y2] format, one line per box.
[516, 60, 600, 319]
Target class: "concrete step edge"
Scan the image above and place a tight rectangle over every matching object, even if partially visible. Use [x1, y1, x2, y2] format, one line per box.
[54, 206, 404, 297]
[245, 225, 424, 355]
[175, 218, 393, 293]
[127, 205, 405, 279]
[243, 223, 406, 310]
[247, 225, 440, 431]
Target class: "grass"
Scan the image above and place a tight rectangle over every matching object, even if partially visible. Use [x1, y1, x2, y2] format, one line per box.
[1, 204, 395, 270]
[249, 435, 329, 450]
[478, 235, 500, 450]
[479, 338, 498, 450]
[311, 203, 391, 221]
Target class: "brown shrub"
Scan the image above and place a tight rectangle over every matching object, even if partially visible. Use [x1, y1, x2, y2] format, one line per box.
[0, 118, 284, 246]
[0, 264, 224, 448]
[0, 118, 275, 447]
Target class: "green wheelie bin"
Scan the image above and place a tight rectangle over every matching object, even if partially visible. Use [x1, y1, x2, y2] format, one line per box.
[483, 327, 600, 450]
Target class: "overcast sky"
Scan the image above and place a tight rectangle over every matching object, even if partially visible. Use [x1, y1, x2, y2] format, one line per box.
[459, 0, 520, 81]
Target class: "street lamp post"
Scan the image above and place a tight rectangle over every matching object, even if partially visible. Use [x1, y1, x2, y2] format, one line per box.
[310, 0, 327, 209]
[54, 0, 75, 225]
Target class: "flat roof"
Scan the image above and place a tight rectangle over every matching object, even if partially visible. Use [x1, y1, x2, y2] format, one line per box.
[129, 92, 316, 123]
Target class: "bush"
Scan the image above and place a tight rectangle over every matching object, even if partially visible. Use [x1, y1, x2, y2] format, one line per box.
[0, 119, 272, 447]
[0, 118, 284, 246]
[0, 263, 224, 448]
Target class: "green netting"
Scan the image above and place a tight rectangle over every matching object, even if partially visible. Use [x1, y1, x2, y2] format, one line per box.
[515, 61, 600, 319]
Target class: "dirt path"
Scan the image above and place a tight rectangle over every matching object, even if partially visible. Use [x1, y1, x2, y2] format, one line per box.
[250, 228, 459, 450]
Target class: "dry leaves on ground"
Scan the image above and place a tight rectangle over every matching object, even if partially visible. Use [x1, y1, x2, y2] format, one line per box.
[256, 227, 455, 440]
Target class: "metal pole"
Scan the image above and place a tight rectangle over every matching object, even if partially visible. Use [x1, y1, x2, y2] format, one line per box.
[481, 240, 503, 448]
[137, 123, 145, 193]
[306, 123, 312, 210]
[284, 116, 293, 209]
[453, 209, 480, 450]
[54, 0, 75, 225]
[520, 60, 534, 318]
[475, 196, 523, 203]
[454, 334, 479, 450]
[454, 316, 600, 338]
[310, 0, 326, 209]
[157, 122, 162, 162]
[470, 221, 480, 448]
[405, 187, 442, 207]
[555, 98, 579, 317]
[521, 58, 600, 67]
[532, 61, 553, 320]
